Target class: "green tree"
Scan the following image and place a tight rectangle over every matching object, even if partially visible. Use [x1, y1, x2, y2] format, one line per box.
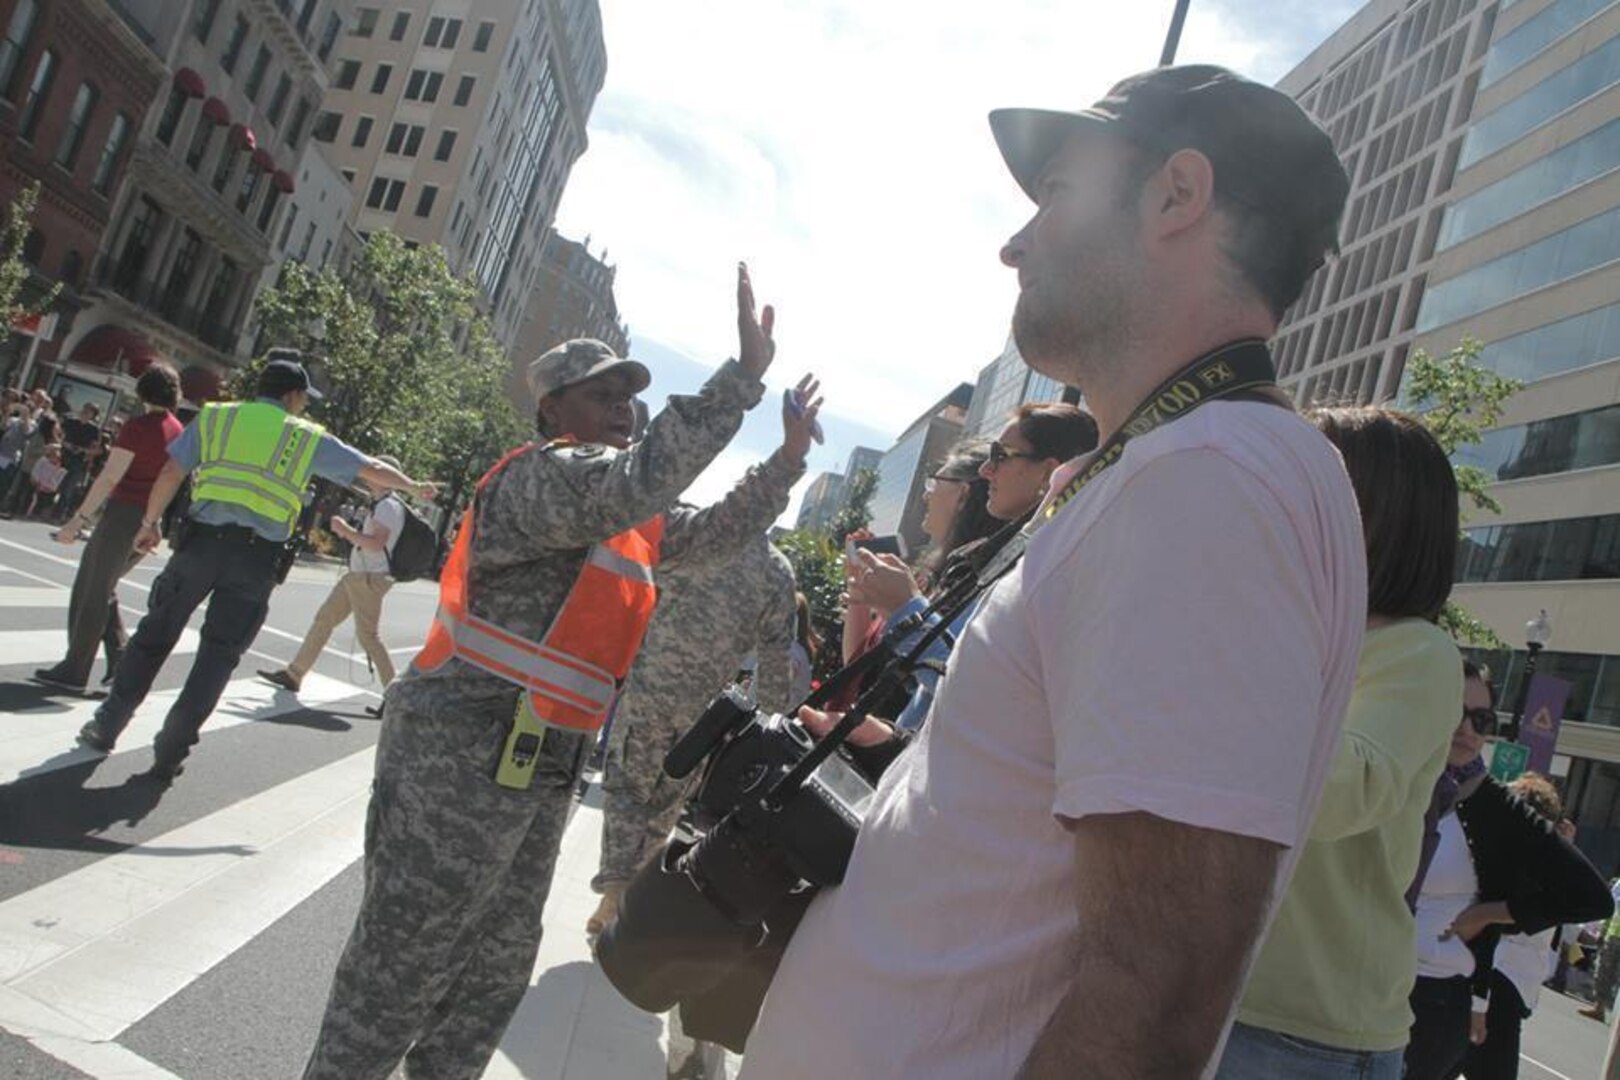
[250, 233, 523, 496]
[1, 181, 61, 326]
[829, 466, 878, 545]
[1402, 339, 1522, 648]
[775, 528, 847, 678]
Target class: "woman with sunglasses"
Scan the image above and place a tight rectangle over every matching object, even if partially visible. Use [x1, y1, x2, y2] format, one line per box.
[1402, 662, 1612, 1080]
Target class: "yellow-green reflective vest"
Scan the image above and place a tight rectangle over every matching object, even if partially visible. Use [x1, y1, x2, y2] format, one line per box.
[192, 402, 324, 532]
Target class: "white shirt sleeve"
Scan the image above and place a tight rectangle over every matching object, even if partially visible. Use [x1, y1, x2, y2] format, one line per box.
[1032, 448, 1332, 848]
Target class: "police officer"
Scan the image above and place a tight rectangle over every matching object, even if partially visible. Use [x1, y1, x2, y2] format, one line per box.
[302, 264, 819, 1080]
[589, 529, 797, 940]
[75, 350, 435, 784]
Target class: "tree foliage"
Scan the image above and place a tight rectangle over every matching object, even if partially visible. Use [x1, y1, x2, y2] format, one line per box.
[1402, 339, 1522, 649]
[830, 466, 878, 546]
[1, 181, 61, 326]
[248, 233, 527, 522]
[775, 528, 848, 679]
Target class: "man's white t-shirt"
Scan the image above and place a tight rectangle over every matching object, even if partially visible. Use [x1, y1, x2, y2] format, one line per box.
[350, 496, 405, 575]
[742, 401, 1367, 1079]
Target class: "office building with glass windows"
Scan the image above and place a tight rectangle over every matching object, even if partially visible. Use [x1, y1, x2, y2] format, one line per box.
[1279, 0, 1620, 866]
[962, 333, 1068, 440]
[312, 0, 606, 348]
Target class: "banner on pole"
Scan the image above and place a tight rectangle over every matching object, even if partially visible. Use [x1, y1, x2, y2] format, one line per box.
[1519, 673, 1571, 775]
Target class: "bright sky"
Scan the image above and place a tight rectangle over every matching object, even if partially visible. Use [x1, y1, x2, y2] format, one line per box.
[554, 0, 1365, 519]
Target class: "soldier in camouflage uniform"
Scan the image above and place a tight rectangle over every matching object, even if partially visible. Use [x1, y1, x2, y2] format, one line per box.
[589, 530, 799, 932]
[303, 266, 820, 1080]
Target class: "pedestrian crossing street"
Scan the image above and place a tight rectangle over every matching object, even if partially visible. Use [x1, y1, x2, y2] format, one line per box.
[0, 537, 696, 1080]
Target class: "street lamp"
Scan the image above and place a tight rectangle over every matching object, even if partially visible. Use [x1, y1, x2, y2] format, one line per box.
[1505, 609, 1552, 742]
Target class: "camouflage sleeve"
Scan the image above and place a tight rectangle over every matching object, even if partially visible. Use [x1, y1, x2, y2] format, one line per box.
[486, 360, 765, 552]
[753, 548, 799, 716]
[659, 449, 805, 565]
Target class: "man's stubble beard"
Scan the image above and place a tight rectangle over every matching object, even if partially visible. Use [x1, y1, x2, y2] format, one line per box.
[1011, 227, 1147, 396]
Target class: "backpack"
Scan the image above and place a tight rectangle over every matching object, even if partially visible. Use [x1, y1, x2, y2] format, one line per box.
[385, 497, 439, 582]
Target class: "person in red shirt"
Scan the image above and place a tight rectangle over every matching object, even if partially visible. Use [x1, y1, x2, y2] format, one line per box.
[34, 364, 185, 694]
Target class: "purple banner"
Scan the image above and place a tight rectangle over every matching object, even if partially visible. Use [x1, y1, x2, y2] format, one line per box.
[1519, 673, 1571, 775]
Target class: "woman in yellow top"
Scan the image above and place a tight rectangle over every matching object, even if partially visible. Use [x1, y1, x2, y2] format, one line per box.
[1215, 407, 1464, 1079]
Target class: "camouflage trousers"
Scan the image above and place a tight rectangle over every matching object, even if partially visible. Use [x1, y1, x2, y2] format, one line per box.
[303, 686, 586, 1080]
[594, 711, 693, 891]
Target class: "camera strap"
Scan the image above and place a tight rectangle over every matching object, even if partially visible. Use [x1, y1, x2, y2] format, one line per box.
[767, 340, 1280, 808]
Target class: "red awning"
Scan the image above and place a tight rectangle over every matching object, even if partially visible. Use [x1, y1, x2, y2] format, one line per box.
[230, 123, 256, 150]
[181, 364, 224, 404]
[174, 67, 206, 98]
[251, 147, 275, 171]
[272, 169, 295, 194]
[202, 96, 230, 124]
[67, 325, 163, 377]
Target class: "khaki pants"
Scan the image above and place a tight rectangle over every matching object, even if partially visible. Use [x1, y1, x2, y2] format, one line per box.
[290, 571, 395, 685]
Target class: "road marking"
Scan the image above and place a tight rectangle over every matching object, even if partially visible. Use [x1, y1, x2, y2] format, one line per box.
[0, 670, 366, 785]
[0, 627, 201, 669]
[0, 586, 71, 607]
[0, 748, 372, 1044]
[1520, 1053, 1574, 1080]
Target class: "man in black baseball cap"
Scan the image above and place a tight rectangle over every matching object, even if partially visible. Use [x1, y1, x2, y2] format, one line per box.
[742, 66, 1368, 1080]
[257, 346, 324, 408]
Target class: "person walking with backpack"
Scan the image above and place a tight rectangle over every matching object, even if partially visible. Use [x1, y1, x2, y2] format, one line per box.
[259, 456, 425, 713]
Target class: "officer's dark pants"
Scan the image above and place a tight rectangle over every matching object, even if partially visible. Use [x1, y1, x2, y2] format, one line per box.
[87, 524, 278, 767]
[303, 690, 586, 1080]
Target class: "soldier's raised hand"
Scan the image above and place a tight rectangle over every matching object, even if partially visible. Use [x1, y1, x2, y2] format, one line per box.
[780, 374, 823, 465]
[736, 262, 776, 380]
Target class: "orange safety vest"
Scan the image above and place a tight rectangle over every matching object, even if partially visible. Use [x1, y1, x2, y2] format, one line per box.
[413, 441, 665, 732]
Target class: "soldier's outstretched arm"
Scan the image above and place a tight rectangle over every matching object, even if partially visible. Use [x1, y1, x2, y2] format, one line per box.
[508, 265, 784, 550]
[660, 374, 821, 563]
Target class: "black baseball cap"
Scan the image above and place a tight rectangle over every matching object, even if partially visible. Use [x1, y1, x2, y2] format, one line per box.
[990, 65, 1350, 266]
[257, 347, 323, 400]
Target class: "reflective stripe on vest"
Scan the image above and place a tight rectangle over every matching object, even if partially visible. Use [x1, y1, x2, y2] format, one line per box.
[412, 439, 666, 733]
[191, 401, 323, 531]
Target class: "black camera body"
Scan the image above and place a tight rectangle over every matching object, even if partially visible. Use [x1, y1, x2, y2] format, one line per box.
[670, 687, 875, 897]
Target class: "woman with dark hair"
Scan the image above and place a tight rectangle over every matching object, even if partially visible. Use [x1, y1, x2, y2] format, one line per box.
[34, 364, 184, 693]
[1402, 662, 1613, 1080]
[980, 401, 1098, 521]
[1219, 407, 1466, 1078]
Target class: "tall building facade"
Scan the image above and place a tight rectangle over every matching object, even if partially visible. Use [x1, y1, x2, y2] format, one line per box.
[868, 384, 972, 555]
[312, 0, 606, 348]
[963, 333, 1067, 439]
[62, 0, 350, 403]
[506, 227, 626, 406]
[1273, 0, 1499, 407]
[793, 471, 846, 534]
[1280, 0, 1620, 866]
[0, 0, 166, 386]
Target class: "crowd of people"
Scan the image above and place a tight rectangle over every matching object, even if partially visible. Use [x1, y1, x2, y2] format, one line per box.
[5, 58, 1619, 1080]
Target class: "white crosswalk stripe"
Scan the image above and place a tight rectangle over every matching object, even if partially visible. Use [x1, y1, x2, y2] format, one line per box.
[0, 627, 201, 668]
[0, 671, 365, 785]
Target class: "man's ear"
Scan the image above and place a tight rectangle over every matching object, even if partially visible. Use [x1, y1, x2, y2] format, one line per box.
[1148, 148, 1217, 241]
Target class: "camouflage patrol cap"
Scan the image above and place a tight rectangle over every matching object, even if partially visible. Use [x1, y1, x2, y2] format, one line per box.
[527, 339, 651, 402]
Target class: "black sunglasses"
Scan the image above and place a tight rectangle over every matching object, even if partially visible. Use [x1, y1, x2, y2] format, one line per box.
[987, 441, 1040, 467]
[1463, 707, 1499, 736]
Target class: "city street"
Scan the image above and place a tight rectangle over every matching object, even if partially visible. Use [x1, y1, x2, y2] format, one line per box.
[0, 512, 1607, 1079]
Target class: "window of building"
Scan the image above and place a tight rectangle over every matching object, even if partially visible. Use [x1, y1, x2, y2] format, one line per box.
[0, 0, 37, 97]
[1482, 0, 1613, 87]
[1439, 118, 1620, 251]
[352, 7, 379, 37]
[473, 19, 495, 52]
[154, 85, 188, 146]
[317, 12, 341, 62]
[434, 129, 457, 161]
[1458, 400, 1620, 484]
[221, 15, 249, 74]
[403, 69, 442, 101]
[390, 11, 411, 41]
[285, 96, 312, 148]
[267, 73, 291, 126]
[1418, 205, 1620, 332]
[1462, 35, 1620, 168]
[351, 115, 374, 147]
[370, 63, 392, 94]
[441, 18, 461, 48]
[185, 116, 216, 171]
[279, 205, 299, 250]
[385, 122, 424, 156]
[334, 59, 360, 90]
[312, 110, 341, 143]
[203, 257, 238, 329]
[341, 167, 355, 184]
[236, 160, 262, 212]
[192, 0, 220, 43]
[424, 16, 463, 48]
[211, 142, 238, 192]
[423, 16, 444, 45]
[244, 45, 271, 101]
[90, 111, 130, 194]
[15, 48, 55, 142]
[365, 176, 405, 211]
[256, 184, 281, 232]
[454, 74, 475, 106]
[415, 184, 438, 217]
